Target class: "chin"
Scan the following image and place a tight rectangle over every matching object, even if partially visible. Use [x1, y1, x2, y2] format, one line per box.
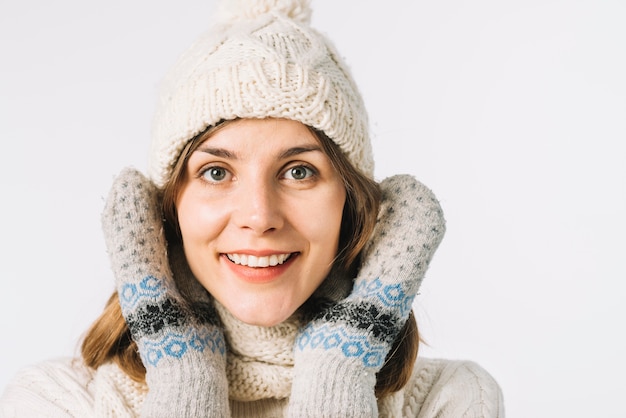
[228, 302, 297, 327]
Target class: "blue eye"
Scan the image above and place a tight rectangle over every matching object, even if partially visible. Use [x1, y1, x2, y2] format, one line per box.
[202, 167, 228, 182]
[285, 165, 315, 180]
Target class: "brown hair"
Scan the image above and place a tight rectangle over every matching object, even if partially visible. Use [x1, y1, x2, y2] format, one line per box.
[81, 119, 419, 398]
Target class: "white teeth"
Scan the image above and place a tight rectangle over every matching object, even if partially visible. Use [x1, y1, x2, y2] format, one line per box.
[227, 253, 291, 267]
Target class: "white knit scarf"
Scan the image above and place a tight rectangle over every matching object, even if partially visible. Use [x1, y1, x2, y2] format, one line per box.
[214, 303, 300, 402]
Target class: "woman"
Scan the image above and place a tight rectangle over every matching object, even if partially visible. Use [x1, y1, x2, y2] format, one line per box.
[0, 1, 504, 416]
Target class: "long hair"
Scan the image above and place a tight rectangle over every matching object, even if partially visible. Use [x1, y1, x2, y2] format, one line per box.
[82, 119, 419, 398]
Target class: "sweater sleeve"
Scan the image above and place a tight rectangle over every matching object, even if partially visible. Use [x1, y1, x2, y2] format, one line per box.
[0, 358, 96, 418]
[402, 358, 505, 418]
[0, 357, 145, 418]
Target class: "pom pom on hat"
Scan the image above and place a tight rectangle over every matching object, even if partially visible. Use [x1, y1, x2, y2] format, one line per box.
[148, 0, 373, 188]
[215, 0, 312, 24]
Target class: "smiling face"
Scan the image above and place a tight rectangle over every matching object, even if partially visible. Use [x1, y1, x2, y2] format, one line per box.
[175, 118, 347, 326]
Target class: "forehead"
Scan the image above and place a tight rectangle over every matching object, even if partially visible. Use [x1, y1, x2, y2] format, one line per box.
[195, 118, 322, 156]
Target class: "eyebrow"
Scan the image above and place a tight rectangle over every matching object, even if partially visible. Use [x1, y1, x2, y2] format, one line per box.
[196, 145, 323, 159]
[279, 145, 322, 159]
[197, 146, 236, 159]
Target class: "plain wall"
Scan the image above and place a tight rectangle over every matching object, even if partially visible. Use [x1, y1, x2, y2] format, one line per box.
[1, 1, 625, 417]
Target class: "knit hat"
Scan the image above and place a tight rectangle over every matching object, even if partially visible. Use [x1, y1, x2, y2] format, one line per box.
[147, 0, 374, 188]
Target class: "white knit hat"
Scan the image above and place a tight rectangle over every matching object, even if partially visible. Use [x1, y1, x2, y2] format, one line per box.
[147, 0, 374, 188]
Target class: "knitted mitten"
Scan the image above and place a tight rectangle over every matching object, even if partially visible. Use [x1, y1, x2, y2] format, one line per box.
[101, 167, 230, 417]
[289, 175, 446, 417]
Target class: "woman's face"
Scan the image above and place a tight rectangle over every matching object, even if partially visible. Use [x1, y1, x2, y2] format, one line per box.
[176, 118, 346, 326]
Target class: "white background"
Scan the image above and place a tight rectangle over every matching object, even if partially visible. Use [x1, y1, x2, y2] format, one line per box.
[1, 1, 625, 416]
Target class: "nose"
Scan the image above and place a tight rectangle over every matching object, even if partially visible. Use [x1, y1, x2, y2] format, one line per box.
[232, 178, 284, 234]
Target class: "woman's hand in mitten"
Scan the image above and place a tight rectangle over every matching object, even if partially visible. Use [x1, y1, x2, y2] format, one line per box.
[288, 175, 446, 417]
[101, 167, 230, 417]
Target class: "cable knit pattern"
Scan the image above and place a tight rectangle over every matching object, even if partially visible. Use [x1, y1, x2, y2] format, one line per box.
[417, 361, 506, 417]
[148, 0, 373, 188]
[402, 358, 446, 416]
[92, 363, 147, 417]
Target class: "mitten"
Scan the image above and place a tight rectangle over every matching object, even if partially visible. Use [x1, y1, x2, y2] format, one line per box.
[101, 167, 230, 417]
[288, 174, 445, 417]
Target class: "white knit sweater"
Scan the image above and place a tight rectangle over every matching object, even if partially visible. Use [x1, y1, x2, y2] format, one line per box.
[1, 356, 504, 417]
[1, 303, 504, 417]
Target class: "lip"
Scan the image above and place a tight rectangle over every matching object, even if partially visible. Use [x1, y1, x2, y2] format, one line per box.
[221, 251, 298, 284]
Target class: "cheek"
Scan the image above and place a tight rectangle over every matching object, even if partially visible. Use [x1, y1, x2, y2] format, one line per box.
[175, 189, 230, 291]
[176, 188, 224, 247]
[176, 197, 198, 242]
[303, 187, 346, 255]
